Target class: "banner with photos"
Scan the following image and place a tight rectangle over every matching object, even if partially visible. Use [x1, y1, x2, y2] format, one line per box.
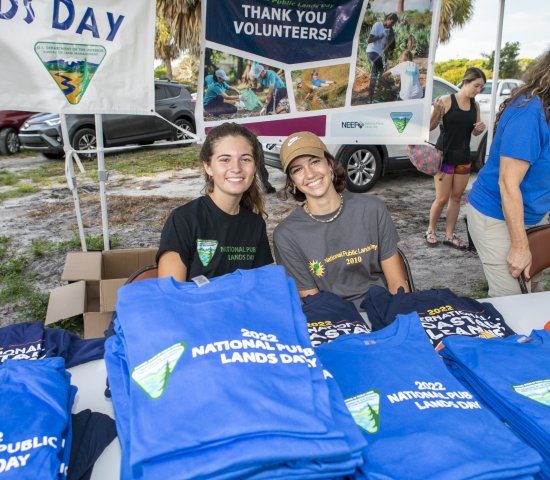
[198, 0, 440, 144]
[0, 0, 155, 114]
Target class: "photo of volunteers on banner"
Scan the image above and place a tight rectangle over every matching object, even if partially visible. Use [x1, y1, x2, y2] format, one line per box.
[198, 0, 439, 145]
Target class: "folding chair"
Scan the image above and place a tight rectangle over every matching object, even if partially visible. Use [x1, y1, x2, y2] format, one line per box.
[518, 224, 550, 294]
[124, 264, 158, 285]
[397, 247, 415, 292]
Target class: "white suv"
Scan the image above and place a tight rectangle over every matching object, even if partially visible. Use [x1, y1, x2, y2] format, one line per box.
[475, 78, 523, 115]
[264, 77, 489, 192]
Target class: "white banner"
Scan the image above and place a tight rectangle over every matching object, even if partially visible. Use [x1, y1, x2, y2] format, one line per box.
[198, 0, 440, 145]
[0, 0, 155, 114]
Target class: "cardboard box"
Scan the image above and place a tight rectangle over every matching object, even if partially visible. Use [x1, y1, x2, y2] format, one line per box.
[45, 248, 157, 338]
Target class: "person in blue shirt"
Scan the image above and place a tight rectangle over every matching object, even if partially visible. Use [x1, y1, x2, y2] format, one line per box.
[467, 49, 550, 297]
[310, 70, 335, 89]
[203, 69, 240, 117]
[250, 64, 288, 115]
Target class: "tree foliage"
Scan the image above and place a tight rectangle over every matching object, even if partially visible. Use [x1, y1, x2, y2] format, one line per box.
[481, 41, 522, 79]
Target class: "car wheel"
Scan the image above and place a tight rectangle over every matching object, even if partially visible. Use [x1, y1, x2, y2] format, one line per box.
[471, 134, 487, 173]
[0, 127, 20, 156]
[71, 128, 97, 159]
[339, 146, 382, 193]
[172, 118, 195, 143]
[43, 152, 64, 160]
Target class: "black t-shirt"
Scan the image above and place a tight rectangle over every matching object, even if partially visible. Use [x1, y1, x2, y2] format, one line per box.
[157, 195, 273, 280]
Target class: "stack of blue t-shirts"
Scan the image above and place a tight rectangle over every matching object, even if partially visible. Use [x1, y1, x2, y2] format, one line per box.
[0, 357, 76, 479]
[105, 265, 366, 480]
[441, 330, 550, 479]
[316, 313, 543, 479]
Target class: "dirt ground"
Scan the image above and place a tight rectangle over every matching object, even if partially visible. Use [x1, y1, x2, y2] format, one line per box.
[0, 153, 487, 326]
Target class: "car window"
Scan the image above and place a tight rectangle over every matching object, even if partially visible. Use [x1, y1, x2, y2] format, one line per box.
[480, 82, 492, 95]
[155, 85, 169, 101]
[432, 80, 457, 100]
[501, 82, 516, 93]
[166, 85, 181, 98]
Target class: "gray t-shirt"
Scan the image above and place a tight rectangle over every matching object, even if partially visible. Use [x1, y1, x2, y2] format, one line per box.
[273, 191, 399, 309]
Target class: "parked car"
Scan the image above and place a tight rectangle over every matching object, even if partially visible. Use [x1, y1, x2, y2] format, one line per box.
[19, 80, 196, 159]
[475, 78, 523, 114]
[263, 77, 489, 192]
[0, 110, 37, 156]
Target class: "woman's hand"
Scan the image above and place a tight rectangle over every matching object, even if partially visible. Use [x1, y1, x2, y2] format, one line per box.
[472, 121, 486, 136]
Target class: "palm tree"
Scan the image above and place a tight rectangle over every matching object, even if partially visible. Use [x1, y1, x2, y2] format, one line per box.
[438, 0, 474, 44]
[156, 0, 201, 56]
[397, 0, 474, 43]
[155, 17, 181, 79]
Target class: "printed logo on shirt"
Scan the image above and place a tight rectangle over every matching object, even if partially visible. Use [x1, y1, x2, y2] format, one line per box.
[512, 379, 550, 406]
[197, 239, 218, 266]
[345, 390, 380, 434]
[390, 112, 413, 133]
[308, 260, 325, 278]
[131, 342, 187, 400]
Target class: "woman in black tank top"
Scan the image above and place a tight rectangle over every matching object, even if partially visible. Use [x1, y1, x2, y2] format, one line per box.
[425, 68, 487, 249]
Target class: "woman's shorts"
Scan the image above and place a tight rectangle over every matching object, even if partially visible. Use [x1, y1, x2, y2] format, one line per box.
[440, 162, 471, 175]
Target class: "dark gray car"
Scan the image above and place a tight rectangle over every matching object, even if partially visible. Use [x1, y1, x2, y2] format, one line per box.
[19, 80, 196, 159]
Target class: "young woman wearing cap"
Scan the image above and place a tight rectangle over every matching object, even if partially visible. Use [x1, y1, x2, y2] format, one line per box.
[203, 69, 240, 117]
[157, 122, 273, 281]
[273, 132, 408, 310]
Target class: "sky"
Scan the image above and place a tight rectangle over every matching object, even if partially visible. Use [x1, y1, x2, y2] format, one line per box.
[435, 0, 549, 61]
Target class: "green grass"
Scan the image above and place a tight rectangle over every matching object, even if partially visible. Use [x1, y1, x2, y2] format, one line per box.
[56, 233, 120, 252]
[105, 145, 201, 176]
[0, 169, 19, 186]
[30, 239, 56, 257]
[0, 236, 49, 325]
[0, 145, 201, 203]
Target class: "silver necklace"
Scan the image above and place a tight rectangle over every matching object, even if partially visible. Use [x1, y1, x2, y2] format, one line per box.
[303, 194, 344, 223]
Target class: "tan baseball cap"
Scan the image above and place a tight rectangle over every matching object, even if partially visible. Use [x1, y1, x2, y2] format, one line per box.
[280, 131, 328, 173]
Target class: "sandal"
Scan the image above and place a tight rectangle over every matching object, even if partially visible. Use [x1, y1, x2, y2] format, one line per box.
[443, 234, 467, 250]
[425, 230, 439, 247]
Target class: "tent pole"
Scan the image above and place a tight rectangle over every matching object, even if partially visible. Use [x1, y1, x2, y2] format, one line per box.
[94, 114, 110, 251]
[487, 0, 506, 155]
[60, 114, 87, 252]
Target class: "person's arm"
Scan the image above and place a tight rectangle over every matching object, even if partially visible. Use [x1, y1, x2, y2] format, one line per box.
[498, 156, 532, 279]
[158, 251, 187, 282]
[430, 96, 448, 131]
[260, 84, 275, 115]
[221, 92, 239, 102]
[380, 253, 409, 293]
[472, 102, 486, 136]
[298, 287, 321, 298]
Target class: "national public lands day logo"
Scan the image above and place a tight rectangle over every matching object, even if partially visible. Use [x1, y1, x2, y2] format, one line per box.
[512, 379, 550, 406]
[197, 239, 218, 267]
[390, 112, 413, 134]
[34, 42, 106, 105]
[345, 390, 381, 434]
[131, 342, 187, 400]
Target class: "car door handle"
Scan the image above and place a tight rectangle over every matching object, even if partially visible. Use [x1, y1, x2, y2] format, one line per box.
[169, 104, 177, 109]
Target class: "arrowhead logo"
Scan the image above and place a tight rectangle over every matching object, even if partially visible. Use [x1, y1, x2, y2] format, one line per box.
[34, 42, 106, 105]
[131, 342, 187, 399]
[345, 390, 381, 433]
[197, 239, 218, 266]
[390, 112, 413, 134]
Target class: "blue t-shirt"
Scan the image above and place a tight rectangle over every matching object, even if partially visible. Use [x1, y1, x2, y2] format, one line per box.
[468, 95, 550, 224]
[205, 74, 228, 90]
[203, 82, 227, 106]
[259, 70, 285, 90]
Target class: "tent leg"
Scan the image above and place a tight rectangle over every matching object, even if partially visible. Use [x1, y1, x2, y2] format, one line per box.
[95, 114, 110, 251]
[60, 114, 87, 252]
